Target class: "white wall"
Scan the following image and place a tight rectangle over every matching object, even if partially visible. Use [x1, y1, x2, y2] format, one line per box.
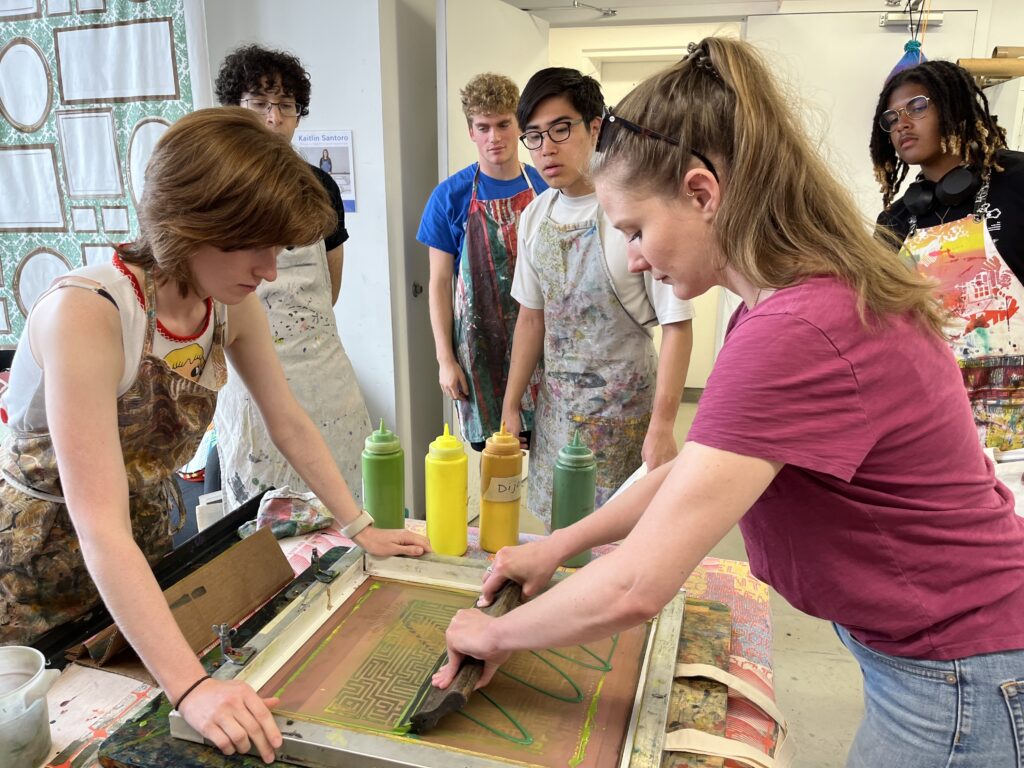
[379, 0, 440, 512]
[548, 22, 741, 79]
[203, 0, 400, 433]
[442, 0, 549, 174]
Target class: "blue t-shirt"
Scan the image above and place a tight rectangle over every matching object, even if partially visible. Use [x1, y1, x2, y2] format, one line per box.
[416, 162, 547, 272]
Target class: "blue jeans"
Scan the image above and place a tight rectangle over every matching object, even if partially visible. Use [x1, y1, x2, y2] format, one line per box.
[835, 624, 1024, 767]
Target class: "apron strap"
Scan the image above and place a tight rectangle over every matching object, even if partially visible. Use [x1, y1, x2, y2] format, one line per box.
[141, 269, 159, 357]
[663, 662, 794, 768]
[1, 469, 66, 503]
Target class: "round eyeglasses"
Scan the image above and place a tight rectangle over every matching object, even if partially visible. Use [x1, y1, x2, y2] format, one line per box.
[241, 98, 303, 118]
[519, 119, 584, 150]
[879, 95, 931, 132]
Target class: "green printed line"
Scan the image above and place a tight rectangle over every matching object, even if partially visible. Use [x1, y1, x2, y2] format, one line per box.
[456, 690, 534, 745]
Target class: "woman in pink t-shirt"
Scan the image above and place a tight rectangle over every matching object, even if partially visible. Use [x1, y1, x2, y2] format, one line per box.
[435, 38, 1024, 766]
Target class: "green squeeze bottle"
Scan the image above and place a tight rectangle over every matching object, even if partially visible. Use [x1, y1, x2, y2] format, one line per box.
[361, 419, 405, 529]
[550, 429, 597, 568]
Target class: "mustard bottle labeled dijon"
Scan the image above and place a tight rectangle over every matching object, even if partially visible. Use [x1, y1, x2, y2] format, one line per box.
[479, 423, 522, 553]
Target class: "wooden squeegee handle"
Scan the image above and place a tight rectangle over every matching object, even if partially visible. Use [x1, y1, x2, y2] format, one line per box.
[408, 580, 523, 734]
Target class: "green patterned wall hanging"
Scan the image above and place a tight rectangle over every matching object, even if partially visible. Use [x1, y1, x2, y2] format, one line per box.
[0, 0, 195, 348]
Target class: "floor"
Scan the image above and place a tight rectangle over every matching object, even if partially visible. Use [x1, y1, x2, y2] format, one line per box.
[513, 403, 864, 767]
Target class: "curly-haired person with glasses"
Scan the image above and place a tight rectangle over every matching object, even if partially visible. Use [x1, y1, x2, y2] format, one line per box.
[500, 67, 694, 527]
[212, 44, 371, 511]
[872, 59, 1024, 453]
[437, 41, 1024, 768]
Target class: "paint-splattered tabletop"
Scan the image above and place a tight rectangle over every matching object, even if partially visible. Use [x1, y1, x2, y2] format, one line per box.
[44, 523, 776, 767]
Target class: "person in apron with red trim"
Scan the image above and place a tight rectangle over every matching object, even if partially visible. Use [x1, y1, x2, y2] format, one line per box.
[419, 73, 548, 448]
[872, 60, 1024, 451]
[0, 109, 429, 763]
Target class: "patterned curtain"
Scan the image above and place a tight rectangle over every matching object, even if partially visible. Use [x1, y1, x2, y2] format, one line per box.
[0, 0, 201, 348]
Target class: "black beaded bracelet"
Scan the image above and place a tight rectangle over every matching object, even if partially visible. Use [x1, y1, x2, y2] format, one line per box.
[174, 674, 211, 711]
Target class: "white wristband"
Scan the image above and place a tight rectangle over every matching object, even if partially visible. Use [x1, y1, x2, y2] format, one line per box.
[340, 509, 374, 539]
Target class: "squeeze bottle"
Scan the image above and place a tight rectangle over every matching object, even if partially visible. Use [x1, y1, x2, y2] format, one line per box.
[425, 423, 468, 556]
[361, 419, 405, 529]
[550, 429, 597, 567]
[479, 422, 523, 553]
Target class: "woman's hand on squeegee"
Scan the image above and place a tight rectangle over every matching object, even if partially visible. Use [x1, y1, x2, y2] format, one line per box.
[432, 608, 510, 689]
[354, 526, 432, 557]
[477, 539, 560, 607]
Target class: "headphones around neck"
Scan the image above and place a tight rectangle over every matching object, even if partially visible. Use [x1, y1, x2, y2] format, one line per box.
[903, 165, 982, 217]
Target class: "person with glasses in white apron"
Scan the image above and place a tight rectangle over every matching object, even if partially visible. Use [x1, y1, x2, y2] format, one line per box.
[872, 59, 1024, 454]
[418, 73, 547, 450]
[501, 68, 694, 526]
[212, 45, 371, 509]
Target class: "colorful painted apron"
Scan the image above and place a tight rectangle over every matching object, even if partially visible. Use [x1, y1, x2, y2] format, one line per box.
[0, 271, 227, 644]
[527, 192, 657, 525]
[215, 239, 371, 510]
[901, 179, 1024, 450]
[453, 165, 541, 443]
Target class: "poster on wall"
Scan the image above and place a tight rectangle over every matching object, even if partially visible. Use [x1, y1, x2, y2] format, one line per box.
[295, 130, 356, 213]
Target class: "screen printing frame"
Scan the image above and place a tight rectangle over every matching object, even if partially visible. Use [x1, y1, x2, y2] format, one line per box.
[169, 549, 685, 768]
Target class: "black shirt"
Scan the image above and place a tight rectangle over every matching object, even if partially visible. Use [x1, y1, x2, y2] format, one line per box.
[876, 149, 1024, 283]
[310, 164, 349, 251]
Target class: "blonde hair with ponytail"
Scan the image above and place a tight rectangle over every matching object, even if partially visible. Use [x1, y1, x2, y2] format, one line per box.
[592, 37, 945, 336]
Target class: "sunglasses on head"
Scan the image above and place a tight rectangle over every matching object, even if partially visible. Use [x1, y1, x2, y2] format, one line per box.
[595, 108, 719, 182]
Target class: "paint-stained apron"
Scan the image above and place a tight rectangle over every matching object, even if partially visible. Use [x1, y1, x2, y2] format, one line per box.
[901, 183, 1024, 450]
[0, 270, 227, 644]
[527, 193, 657, 525]
[453, 165, 541, 443]
[216, 239, 371, 510]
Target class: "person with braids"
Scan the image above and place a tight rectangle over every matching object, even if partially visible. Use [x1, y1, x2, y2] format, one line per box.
[212, 44, 372, 510]
[0, 109, 429, 762]
[434, 39, 1024, 767]
[872, 59, 1024, 452]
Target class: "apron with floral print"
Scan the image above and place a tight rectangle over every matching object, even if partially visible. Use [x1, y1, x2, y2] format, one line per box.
[901, 180, 1024, 450]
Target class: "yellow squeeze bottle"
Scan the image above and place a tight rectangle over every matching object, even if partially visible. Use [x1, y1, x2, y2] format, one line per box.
[479, 422, 522, 553]
[425, 423, 468, 556]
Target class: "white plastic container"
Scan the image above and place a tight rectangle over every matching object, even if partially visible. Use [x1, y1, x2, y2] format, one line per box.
[0, 646, 59, 768]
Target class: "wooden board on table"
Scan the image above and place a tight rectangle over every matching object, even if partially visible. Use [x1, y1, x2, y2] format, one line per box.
[663, 598, 732, 768]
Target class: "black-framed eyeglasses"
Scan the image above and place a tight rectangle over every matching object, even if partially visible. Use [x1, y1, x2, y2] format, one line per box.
[519, 119, 585, 150]
[241, 97, 303, 118]
[879, 95, 931, 132]
[596, 109, 719, 182]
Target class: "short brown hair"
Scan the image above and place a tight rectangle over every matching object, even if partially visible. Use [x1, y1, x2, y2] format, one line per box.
[460, 73, 519, 125]
[118, 107, 334, 296]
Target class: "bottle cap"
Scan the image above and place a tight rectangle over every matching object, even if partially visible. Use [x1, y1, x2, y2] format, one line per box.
[429, 423, 466, 460]
[484, 422, 521, 456]
[365, 418, 402, 454]
[557, 429, 595, 468]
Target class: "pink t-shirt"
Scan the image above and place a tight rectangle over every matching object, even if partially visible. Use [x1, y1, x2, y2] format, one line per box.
[688, 276, 1024, 660]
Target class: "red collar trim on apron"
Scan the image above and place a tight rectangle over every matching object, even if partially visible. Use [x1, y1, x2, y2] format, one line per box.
[112, 253, 212, 342]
